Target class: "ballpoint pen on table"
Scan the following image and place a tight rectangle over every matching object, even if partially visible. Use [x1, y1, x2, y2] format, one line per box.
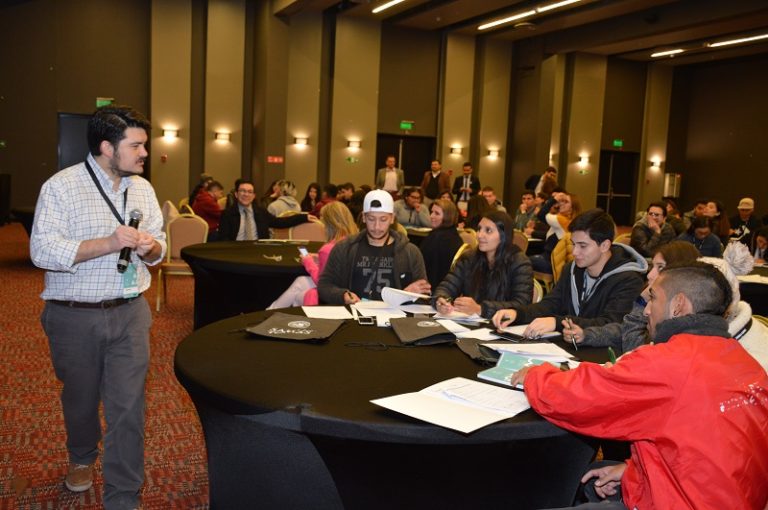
[566, 317, 578, 351]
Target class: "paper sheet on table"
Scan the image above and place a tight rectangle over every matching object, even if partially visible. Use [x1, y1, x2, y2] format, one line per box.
[435, 319, 470, 334]
[483, 341, 574, 361]
[371, 377, 530, 434]
[400, 303, 437, 315]
[737, 274, 768, 284]
[352, 301, 406, 327]
[301, 306, 354, 320]
[498, 324, 559, 339]
[433, 311, 487, 323]
[381, 287, 431, 307]
[454, 327, 501, 341]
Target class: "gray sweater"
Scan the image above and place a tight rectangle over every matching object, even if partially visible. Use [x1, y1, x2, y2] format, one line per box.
[317, 230, 426, 304]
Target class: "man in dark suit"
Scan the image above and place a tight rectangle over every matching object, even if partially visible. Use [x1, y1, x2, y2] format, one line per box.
[218, 180, 312, 241]
[451, 161, 481, 207]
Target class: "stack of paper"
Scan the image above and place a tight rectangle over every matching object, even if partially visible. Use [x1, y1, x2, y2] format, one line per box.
[371, 377, 530, 433]
[302, 306, 354, 319]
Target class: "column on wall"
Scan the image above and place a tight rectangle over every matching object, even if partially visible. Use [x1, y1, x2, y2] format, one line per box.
[329, 17, 381, 187]
[204, 0, 246, 194]
[475, 39, 512, 202]
[151, 0, 193, 206]
[562, 52, 607, 209]
[638, 63, 673, 208]
[440, 34, 475, 175]
[284, 12, 323, 198]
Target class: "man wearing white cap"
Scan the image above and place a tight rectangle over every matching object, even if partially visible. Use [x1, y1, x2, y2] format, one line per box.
[318, 190, 430, 304]
[729, 197, 762, 246]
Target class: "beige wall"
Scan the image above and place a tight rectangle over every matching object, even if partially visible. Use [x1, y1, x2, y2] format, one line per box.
[638, 63, 673, 208]
[564, 53, 607, 209]
[151, 0, 192, 206]
[440, 34, 475, 173]
[284, 12, 322, 198]
[329, 17, 381, 186]
[205, 0, 246, 192]
[476, 40, 511, 198]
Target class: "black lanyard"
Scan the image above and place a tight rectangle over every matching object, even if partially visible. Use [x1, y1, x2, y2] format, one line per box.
[85, 160, 127, 225]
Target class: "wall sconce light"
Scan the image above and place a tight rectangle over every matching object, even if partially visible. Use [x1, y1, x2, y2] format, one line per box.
[487, 149, 500, 158]
[450, 146, 463, 155]
[650, 157, 662, 170]
[214, 131, 231, 142]
[294, 137, 308, 146]
[578, 155, 590, 166]
[162, 128, 179, 139]
[347, 140, 361, 150]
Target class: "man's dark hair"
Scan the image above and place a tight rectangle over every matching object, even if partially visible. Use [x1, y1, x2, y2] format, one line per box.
[87, 105, 151, 155]
[405, 186, 423, 199]
[522, 189, 535, 198]
[568, 208, 616, 245]
[647, 201, 667, 217]
[208, 180, 223, 191]
[463, 162, 472, 168]
[236, 179, 254, 192]
[482, 186, 495, 193]
[339, 182, 354, 191]
[694, 198, 709, 207]
[657, 262, 732, 317]
[323, 183, 338, 197]
[432, 159, 441, 165]
[688, 215, 713, 235]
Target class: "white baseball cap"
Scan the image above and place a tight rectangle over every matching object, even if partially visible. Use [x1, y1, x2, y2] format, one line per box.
[363, 190, 394, 213]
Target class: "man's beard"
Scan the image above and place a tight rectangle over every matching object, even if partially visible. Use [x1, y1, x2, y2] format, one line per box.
[109, 154, 144, 178]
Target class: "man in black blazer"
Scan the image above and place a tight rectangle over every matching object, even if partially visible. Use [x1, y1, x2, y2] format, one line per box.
[218, 180, 312, 241]
[451, 162, 480, 205]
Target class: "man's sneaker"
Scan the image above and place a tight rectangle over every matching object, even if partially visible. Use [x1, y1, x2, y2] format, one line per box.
[64, 463, 93, 492]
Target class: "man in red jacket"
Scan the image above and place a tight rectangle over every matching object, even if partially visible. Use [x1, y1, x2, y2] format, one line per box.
[512, 263, 768, 510]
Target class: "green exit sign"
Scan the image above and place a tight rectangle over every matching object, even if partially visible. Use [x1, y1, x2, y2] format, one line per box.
[96, 97, 115, 108]
[400, 120, 414, 130]
[612, 138, 624, 148]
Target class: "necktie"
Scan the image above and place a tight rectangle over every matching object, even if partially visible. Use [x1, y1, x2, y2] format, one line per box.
[462, 177, 469, 201]
[244, 208, 256, 240]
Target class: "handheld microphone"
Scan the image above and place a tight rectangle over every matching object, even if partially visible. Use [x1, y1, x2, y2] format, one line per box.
[117, 209, 143, 273]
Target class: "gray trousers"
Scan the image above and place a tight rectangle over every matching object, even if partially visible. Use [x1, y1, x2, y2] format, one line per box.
[42, 297, 151, 510]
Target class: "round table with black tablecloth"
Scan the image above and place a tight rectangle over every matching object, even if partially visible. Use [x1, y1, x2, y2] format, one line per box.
[175, 308, 607, 510]
[741, 265, 768, 316]
[181, 240, 323, 329]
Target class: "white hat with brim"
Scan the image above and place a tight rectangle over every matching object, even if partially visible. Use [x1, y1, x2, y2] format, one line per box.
[363, 190, 394, 214]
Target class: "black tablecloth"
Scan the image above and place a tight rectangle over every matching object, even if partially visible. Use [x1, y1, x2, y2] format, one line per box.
[181, 240, 323, 329]
[175, 309, 606, 509]
[741, 266, 768, 316]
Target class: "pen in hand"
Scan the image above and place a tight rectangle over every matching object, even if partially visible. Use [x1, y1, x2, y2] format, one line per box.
[566, 317, 578, 351]
[607, 346, 617, 364]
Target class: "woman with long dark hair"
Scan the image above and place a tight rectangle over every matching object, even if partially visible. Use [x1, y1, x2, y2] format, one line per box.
[433, 210, 532, 318]
[678, 215, 723, 257]
[300, 182, 320, 213]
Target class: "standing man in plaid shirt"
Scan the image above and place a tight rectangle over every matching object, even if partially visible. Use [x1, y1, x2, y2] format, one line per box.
[30, 105, 165, 510]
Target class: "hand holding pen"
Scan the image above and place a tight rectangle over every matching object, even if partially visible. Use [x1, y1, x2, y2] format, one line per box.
[564, 317, 579, 351]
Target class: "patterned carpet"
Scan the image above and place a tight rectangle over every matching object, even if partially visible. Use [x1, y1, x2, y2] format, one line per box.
[0, 223, 209, 508]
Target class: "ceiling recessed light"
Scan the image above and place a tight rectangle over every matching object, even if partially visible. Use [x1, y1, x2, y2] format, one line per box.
[651, 48, 684, 58]
[372, 0, 405, 14]
[708, 33, 768, 48]
[478, 10, 536, 31]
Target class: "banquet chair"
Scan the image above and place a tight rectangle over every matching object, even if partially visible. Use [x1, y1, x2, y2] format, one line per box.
[450, 243, 470, 271]
[393, 222, 409, 238]
[613, 233, 632, 245]
[156, 213, 208, 311]
[161, 200, 180, 231]
[459, 228, 478, 250]
[290, 220, 326, 242]
[532, 279, 544, 303]
[512, 230, 529, 253]
[180, 203, 194, 215]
